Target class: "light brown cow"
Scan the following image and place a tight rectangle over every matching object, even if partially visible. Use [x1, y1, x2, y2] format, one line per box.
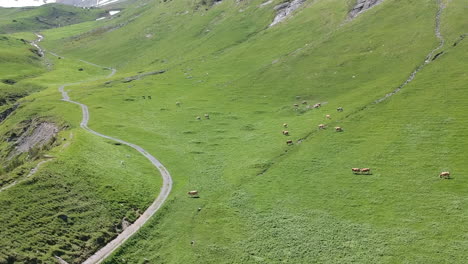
[313, 103, 321, 109]
[352, 168, 360, 174]
[439, 171, 450, 179]
[360, 168, 371, 174]
[204, 114, 210, 119]
[188, 190, 199, 197]
[176, 101, 181, 106]
[286, 140, 293, 145]
[282, 130, 289, 136]
[283, 123, 288, 128]
[196, 116, 201, 120]
[335, 127, 343, 132]
[318, 124, 326, 130]
[326, 114, 331, 119]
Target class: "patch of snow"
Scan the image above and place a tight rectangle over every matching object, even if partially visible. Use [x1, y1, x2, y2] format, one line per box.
[259, 0, 272, 7]
[96, 0, 120, 6]
[109, 10, 120, 15]
[96, 17, 106, 21]
[0, 0, 56, 8]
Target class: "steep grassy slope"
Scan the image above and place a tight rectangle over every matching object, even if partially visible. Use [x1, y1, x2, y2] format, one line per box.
[1, 0, 467, 263]
[0, 46, 161, 263]
[0, 4, 104, 34]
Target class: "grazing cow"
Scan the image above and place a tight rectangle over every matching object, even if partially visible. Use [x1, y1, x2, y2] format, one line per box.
[335, 127, 343, 132]
[318, 124, 326, 130]
[360, 168, 371, 174]
[294, 104, 299, 107]
[196, 116, 201, 120]
[282, 130, 289, 136]
[326, 114, 331, 119]
[176, 101, 181, 106]
[313, 103, 321, 109]
[286, 140, 293, 145]
[439, 171, 450, 179]
[188, 190, 199, 197]
[204, 114, 210, 119]
[352, 168, 360, 174]
[337, 107, 343, 112]
[302, 101, 308, 105]
[283, 123, 288, 128]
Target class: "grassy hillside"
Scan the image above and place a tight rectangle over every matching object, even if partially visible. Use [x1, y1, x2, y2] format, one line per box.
[0, 0, 467, 263]
[0, 4, 105, 34]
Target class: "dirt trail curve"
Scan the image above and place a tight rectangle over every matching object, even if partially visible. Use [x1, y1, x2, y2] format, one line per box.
[0, 159, 52, 193]
[32, 34, 172, 263]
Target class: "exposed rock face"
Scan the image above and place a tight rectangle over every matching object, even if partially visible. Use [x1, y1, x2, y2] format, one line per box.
[349, 0, 384, 19]
[269, 0, 306, 27]
[9, 121, 59, 158]
[0, 104, 18, 123]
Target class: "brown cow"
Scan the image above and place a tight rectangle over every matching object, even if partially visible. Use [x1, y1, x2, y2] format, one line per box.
[439, 171, 450, 179]
[335, 127, 343, 132]
[360, 168, 371, 174]
[352, 168, 360, 174]
[282, 130, 289, 136]
[188, 190, 199, 197]
[286, 140, 293, 145]
[318, 124, 326, 130]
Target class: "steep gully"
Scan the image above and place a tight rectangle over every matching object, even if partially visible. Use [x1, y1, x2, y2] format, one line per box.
[31, 34, 173, 264]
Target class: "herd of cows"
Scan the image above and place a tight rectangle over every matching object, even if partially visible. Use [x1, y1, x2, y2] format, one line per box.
[283, 102, 450, 179]
[185, 99, 451, 198]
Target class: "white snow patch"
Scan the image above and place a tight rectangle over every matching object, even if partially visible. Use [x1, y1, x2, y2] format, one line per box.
[109, 10, 120, 15]
[0, 0, 56, 7]
[96, 17, 106, 21]
[96, 0, 120, 6]
[259, 0, 272, 7]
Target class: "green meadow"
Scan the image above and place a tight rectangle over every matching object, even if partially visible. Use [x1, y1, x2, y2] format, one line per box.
[1, 0, 468, 263]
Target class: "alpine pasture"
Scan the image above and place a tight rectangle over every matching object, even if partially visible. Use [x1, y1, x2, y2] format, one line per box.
[0, 0, 467, 263]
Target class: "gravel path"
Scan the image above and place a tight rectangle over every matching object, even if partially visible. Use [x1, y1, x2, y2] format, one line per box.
[32, 36, 174, 263]
[58, 65, 173, 264]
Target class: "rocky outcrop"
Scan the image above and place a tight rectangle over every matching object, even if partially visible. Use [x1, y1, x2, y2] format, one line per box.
[8, 121, 59, 158]
[348, 0, 384, 19]
[269, 0, 307, 27]
[0, 104, 18, 123]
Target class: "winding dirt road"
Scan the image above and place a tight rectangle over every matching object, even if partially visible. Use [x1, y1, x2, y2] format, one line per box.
[45, 40, 173, 263]
[59, 82, 173, 263]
